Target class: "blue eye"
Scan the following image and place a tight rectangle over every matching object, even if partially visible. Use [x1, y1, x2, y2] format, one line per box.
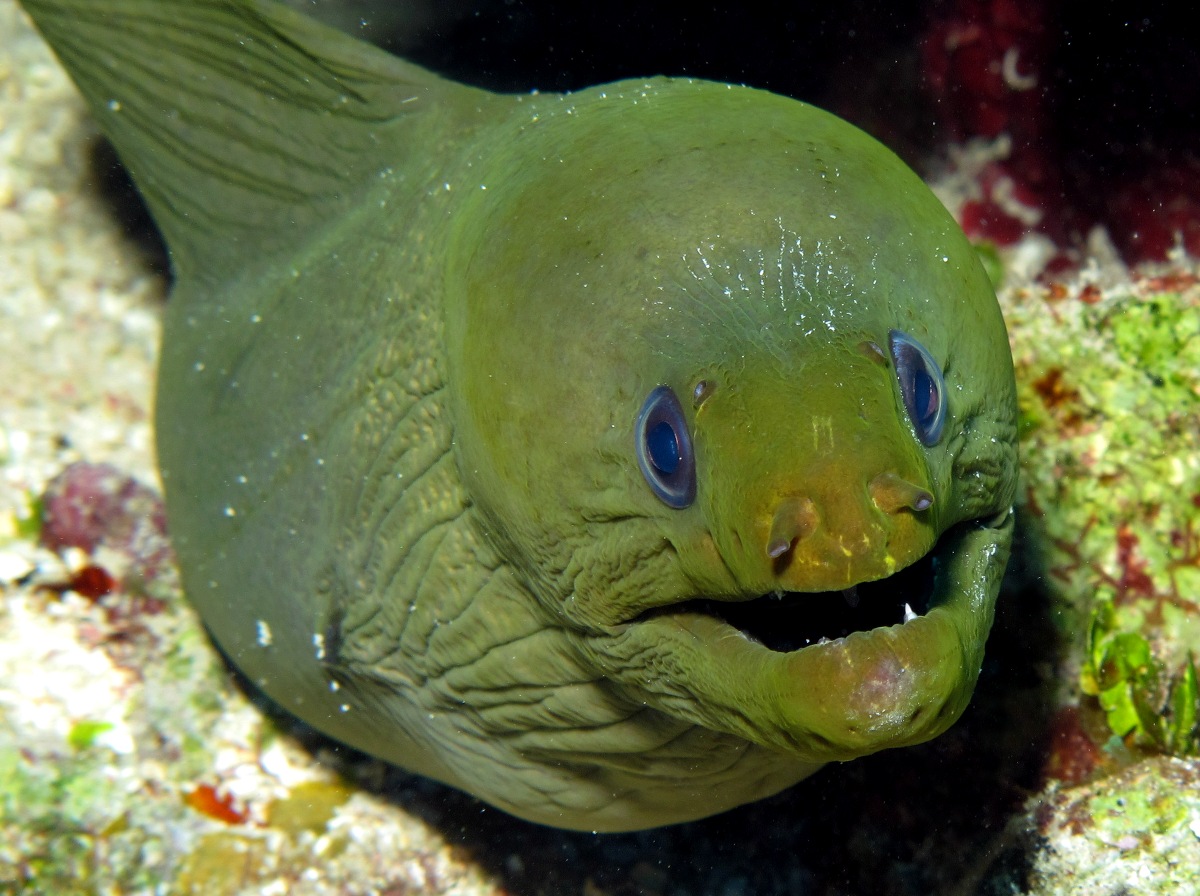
[636, 386, 696, 508]
[889, 330, 946, 446]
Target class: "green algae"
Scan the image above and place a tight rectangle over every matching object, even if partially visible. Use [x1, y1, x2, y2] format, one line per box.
[13, 492, 42, 542]
[1082, 599, 1199, 755]
[1029, 755, 1200, 894]
[1004, 272, 1200, 749]
[1091, 787, 1189, 842]
[175, 832, 272, 896]
[0, 741, 164, 894]
[66, 718, 113, 751]
[266, 779, 355, 836]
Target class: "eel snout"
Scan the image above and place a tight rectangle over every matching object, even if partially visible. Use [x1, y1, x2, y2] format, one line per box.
[756, 467, 936, 594]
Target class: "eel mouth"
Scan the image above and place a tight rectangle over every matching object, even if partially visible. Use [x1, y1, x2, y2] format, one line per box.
[599, 511, 1013, 760]
[642, 520, 967, 653]
[678, 548, 936, 653]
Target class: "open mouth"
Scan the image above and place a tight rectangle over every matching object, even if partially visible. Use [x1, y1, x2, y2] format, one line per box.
[644, 524, 958, 653]
[596, 512, 1012, 761]
[689, 549, 937, 653]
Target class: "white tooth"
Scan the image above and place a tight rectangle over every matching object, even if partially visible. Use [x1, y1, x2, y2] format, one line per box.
[902, 602, 918, 623]
[842, 586, 859, 608]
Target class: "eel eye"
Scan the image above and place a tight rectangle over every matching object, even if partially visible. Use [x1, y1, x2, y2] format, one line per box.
[889, 330, 946, 446]
[636, 386, 696, 508]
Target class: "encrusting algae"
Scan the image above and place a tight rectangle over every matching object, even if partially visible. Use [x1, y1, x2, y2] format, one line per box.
[1006, 266, 1200, 757]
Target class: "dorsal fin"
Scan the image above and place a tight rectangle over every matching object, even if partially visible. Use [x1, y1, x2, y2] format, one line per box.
[20, 0, 490, 279]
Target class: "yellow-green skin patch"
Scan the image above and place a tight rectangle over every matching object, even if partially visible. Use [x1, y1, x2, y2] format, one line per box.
[21, 0, 1017, 830]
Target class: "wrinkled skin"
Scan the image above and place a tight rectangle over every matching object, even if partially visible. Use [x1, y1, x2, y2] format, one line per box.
[22, 0, 1018, 830]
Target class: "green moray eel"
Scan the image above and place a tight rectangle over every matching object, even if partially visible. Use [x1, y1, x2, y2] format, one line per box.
[21, 0, 1018, 830]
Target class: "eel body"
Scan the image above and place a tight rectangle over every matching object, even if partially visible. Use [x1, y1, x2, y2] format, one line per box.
[20, 0, 1018, 830]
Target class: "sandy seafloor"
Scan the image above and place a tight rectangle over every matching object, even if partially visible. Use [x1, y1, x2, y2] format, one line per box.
[3, 1, 1200, 894]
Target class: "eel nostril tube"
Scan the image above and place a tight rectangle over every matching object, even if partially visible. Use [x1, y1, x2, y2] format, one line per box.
[869, 471, 934, 514]
[766, 495, 819, 560]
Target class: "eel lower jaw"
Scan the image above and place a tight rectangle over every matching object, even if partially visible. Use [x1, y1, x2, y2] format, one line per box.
[604, 509, 1015, 762]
